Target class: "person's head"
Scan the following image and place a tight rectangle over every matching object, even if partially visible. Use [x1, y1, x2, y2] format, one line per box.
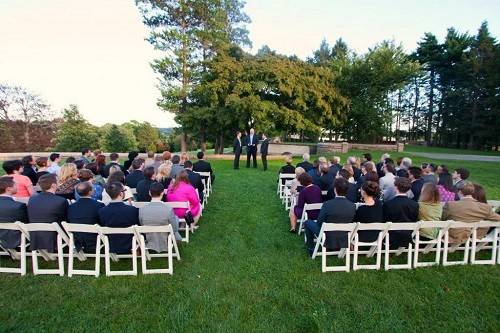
[250, 128, 255, 135]
[95, 154, 106, 166]
[143, 166, 155, 180]
[2, 160, 23, 175]
[361, 181, 379, 199]
[76, 181, 93, 198]
[398, 169, 409, 178]
[107, 170, 125, 185]
[162, 151, 172, 161]
[108, 165, 121, 176]
[365, 171, 379, 182]
[438, 173, 454, 192]
[109, 152, 120, 162]
[337, 168, 350, 180]
[331, 156, 340, 165]
[36, 157, 48, 169]
[147, 151, 154, 159]
[472, 184, 487, 204]
[408, 166, 422, 181]
[302, 153, 310, 162]
[320, 163, 329, 175]
[419, 183, 440, 204]
[342, 164, 354, 178]
[362, 153, 372, 162]
[400, 157, 412, 170]
[38, 174, 58, 192]
[427, 163, 437, 174]
[184, 160, 193, 170]
[347, 156, 356, 165]
[157, 163, 172, 180]
[197, 151, 205, 160]
[453, 168, 470, 181]
[458, 181, 475, 198]
[128, 151, 139, 161]
[66, 156, 76, 164]
[49, 153, 61, 164]
[173, 170, 190, 189]
[334, 177, 349, 197]
[132, 158, 144, 171]
[437, 164, 448, 175]
[154, 154, 163, 162]
[236, 131, 241, 138]
[380, 153, 390, 162]
[298, 172, 313, 187]
[394, 177, 411, 194]
[0, 177, 16, 196]
[384, 158, 394, 166]
[85, 162, 99, 176]
[22, 155, 34, 167]
[149, 182, 165, 199]
[172, 155, 180, 165]
[295, 167, 305, 179]
[60, 163, 78, 182]
[74, 159, 85, 170]
[383, 162, 395, 175]
[318, 156, 327, 165]
[81, 148, 91, 157]
[284, 154, 292, 165]
[106, 182, 124, 200]
[312, 159, 319, 169]
[93, 149, 102, 156]
[78, 168, 94, 182]
[261, 133, 267, 140]
[362, 161, 375, 174]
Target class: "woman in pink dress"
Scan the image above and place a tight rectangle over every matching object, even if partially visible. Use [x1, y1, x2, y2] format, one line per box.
[437, 173, 456, 203]
[165, 170, 202, 223]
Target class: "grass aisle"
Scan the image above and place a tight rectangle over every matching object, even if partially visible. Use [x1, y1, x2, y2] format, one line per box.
[0, 159, 499, 332]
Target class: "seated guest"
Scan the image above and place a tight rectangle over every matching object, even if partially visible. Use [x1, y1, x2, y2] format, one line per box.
[326, 169, 358, 203]
[2, 160, 34, 198]
[74, 159, 85, 170]
[22, 155, 38, 186]
[184, 161, 204, 202]
[162, 151, 172, 163]
[123, 151, 139, 173]
[452, 167, 470, 194]
[472, 184, 487, 204]
[136, 166, 156, 202]
[86, 162, 106, 187]
[304, 177, 356, 255]
[422, 163, 438, 184]
[95, 154, 106, 177]
[193, 151, 215, 184]
[396, 157, 412, 177]
[342, 163, 355, 183]
[383, 177, 419, 249]
[354, 181, 384, 242]
[125, 158, 145, 188]
[139, 182, 182, 252]
[144, 151, 155, 167]
[101, 171, 134, 205]
[290, 167, 306, 196]
[357, 161, 376, 188]
[437, 164, 448, 176]
[156, 163, 173, 190]
[307, 159, 322, 185]
[152, 154, 164, 173]
[376, 153, 390, 179]
[35, 157, 50, 180]
[278, 154, 295, 175]
[79, 148, 93, 165]
[103, 152, 124, 178]
[347, 156, 362, 182]
[47, 153, 61, 176]
[27, 174, 68, 252]
[437, 173, 456, 203]
[170, 155, 184, 179]
[318, 164, 334, 193]
[442, 182, 500, 244]
[180, 152, 189, 167]
[165, 170, 202, 225]
[75, 168, 103, 201]
[67, 182, 105, 251]
[418, 183, 442, 240]
[99, 182, 139, 254]
[296, 153, 314, 172]
[408, 166, 424, 201]
[56, 163, 79, 200]
[290, 172, 322, 233]
[328, 156, 342, 176]
[0, 177, 28, 249]
[380, 162, 396, 201]
[362, 153, 372, 163]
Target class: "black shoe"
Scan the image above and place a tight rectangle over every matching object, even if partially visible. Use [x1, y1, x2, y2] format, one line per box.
[289, 228, 296, 234]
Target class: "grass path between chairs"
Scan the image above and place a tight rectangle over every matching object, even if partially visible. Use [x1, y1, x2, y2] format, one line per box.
[1, 158, 499, 332]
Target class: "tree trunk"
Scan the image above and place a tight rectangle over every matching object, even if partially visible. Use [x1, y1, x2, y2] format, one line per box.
[426, 70, 435, 143]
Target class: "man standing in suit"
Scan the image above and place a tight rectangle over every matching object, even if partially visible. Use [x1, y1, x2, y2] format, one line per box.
[184, 160, 204, 202]
[67, 182, 105, 251]
[246, 128, 258, 168]
[233, 131, 242, 170]
[99, 182, 139, 254]
[260, 133, 269, 171]
[193, 151, 215, 184]
[0, 177, 28, 249]
[27, 174, 69, 252]
[304, 177, 356, 255]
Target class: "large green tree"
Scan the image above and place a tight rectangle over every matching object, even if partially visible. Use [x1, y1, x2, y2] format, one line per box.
[55, 105, 100, 151]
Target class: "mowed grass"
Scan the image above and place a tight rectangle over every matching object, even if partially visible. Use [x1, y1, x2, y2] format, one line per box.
[0, 154, 499, 332]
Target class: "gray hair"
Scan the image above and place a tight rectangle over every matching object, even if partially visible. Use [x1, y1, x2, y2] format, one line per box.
[302, 153, 310, 161]
[348, 156, 356, 165]
[332, 156, 341, 164]
[401, 157, 412, 169]
[381, 153, 390, 162]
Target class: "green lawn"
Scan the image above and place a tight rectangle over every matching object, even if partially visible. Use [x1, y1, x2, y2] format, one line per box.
[1, 156, 500, 332]
[405, 144, 500, 156]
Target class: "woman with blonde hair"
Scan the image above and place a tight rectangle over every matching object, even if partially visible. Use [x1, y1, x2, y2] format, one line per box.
[180, 152, 190, 167]
[56, 163, 80, 199]
[418, 183, 442, 239]
[156, 162, 173, 189]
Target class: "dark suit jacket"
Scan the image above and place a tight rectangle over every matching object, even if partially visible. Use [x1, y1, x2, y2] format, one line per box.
[27, 192, 68, 252]
[328, 164, 342, 177]
[353, 166, 362, 182]
[317, 197, 356, 249]
[23, 166, 38, 186]
[318, 173, 334, 192]
[233, 138, 242, 154]
[383, 195, 419, 248]
[125, 170, 144, 188]
[99, 202, 139, 254]
[193, 160, 215, 184]
[103, 162, 125, 178]
[67, 198, 105, 251]
[260, 139, 269, 155]
[326, 183, 358, 203]
[136, 179, 155, 202]
[411, 178, 424, 202]
[297, 161, 313, 172]
[0, 196, 28, 249]
[376, 162, 385, 179]
[187, 170, 204, 202]
[245, 135, 259, 152]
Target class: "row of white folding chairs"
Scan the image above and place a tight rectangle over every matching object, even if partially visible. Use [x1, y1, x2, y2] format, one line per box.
[277, 173, 296, 200]
[0, 222, 180, 277]
[311, 220, 499, 272]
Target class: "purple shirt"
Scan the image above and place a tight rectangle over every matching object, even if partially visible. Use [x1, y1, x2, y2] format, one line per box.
[294, 184, 322, 219]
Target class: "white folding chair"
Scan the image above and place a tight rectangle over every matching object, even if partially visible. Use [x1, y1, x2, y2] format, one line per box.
[14, 197, 30, 205]
[298, 203, 323, 236]
[97, 226, 138, 276]
[321, 190, 328, 197]
[470, 221, 499, 265]
[21, 222, 69, 276]
[134, 225, 180, 275]
[277, 173, 295, 199]
[195, 171, 212, 197]
[442, 221, 474, 266]
[201, 178, 208, 207]
[384, 223, 418, 270]
[132, 201, 149, 209]
[164, 201, 191, 242]
[61, 222, 102, 277]
[352, 222, 389, 271]
[487, 200, 500, 213]
[0, 222, 30, 276]
[413, 221, 448, 268]
[312, 223, 356, 273]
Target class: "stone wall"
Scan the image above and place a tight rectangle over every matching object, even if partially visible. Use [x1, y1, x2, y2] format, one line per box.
[348, 143, 404, 152]
[256, 143, 310, 156]
[317, 142, 349, 154]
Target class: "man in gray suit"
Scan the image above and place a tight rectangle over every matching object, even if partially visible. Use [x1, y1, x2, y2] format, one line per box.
[138, 182, 181, 253]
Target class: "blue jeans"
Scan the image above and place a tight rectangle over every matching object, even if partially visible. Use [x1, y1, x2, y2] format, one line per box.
[305, 219, 321, 253]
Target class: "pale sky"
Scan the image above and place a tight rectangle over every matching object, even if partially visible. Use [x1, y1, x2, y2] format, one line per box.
[1, 0, 498, 128]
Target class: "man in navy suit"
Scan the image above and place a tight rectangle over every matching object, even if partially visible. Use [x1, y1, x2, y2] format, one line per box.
[233, 131, 242, 170]
[408, 166, 424, 201]
[246, 128, 259, 168]
[184, 160, 204, 203]
[98, 182, 139, 254]
[193, 151, 215, 183]
[0, 177, 28, 249]
[260, 133, 270, 171]
[27, 174, 68, 252]
[68, 182, 105, 252]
